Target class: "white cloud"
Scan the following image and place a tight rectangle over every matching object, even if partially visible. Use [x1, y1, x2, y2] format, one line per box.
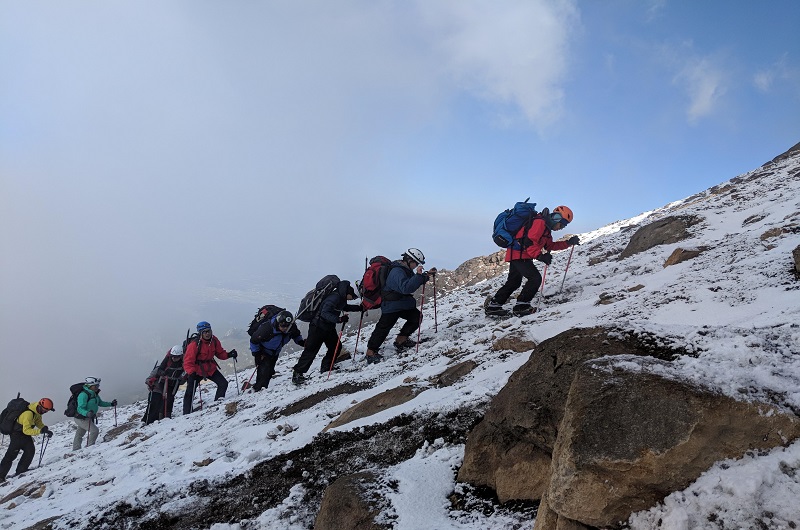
[417, 0, 579, 128]
[672, 57, 728, 124]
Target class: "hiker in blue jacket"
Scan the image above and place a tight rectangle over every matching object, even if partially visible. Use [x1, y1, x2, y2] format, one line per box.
[249, 311, 305, 391]
[292, 280, 362, 384]
[365, 248, 436, 363]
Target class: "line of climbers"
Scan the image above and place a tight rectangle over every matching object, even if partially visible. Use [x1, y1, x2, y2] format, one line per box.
[0, 203, 579, 483]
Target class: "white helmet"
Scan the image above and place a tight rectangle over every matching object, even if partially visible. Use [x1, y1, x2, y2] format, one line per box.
[85, 376, 101, 385]
[170, 345, 183, 357]
[404, 248, 425, 265]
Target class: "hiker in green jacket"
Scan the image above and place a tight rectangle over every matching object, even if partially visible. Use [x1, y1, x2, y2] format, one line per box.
[72, 377, 117, 451]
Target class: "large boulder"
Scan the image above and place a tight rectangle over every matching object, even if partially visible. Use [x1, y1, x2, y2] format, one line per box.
[619, 215, 702, 259]
[314, 472, 389, 530]
[458, 328, 675, 502]
[548, 357, 800, 528]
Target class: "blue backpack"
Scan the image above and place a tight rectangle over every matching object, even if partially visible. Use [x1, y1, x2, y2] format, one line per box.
[492, 198, 539, 250]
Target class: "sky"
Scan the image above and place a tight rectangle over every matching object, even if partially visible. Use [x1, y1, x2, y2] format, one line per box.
[1, 148, 798, 529]
[1, 0, 799, 407]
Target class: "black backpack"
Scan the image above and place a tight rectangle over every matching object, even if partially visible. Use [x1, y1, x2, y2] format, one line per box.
[296, 275, 340, 322]
[0, 395, 30, 435]
[247, 305, 286, 337]
[64, 383, 88, 418]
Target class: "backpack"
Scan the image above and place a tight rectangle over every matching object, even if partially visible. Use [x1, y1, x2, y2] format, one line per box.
[296, 275, 340, 322]
[247, 305, 286, 336]
[358, 256, 392, 310]
[0, 396, 30, 435]
[492, 198, 539, 250]
[64, 383, 87, 418]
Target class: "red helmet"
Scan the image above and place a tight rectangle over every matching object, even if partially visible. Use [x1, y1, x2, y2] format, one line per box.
[39, 398, 55, 412]
[552, 205, 573, 224]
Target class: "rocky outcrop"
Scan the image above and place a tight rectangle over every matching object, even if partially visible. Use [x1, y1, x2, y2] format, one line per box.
[548, 357, 800, 528]
[458, 327, 800, 529]
[794, 244, 800, 278]
[433, 360, 477, 387]
[619, 215, 702, 259]
[314, 472, 389, 530]
[324, 385, 423, 431]
[458, 328, 676, 503]
[433, 251, 507, 296]
[662, 246, 709, 267]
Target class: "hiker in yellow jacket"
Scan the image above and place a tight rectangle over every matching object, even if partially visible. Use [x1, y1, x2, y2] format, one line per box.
[0, 399, 54, 482]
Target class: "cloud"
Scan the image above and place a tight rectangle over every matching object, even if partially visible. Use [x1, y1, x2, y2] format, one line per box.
[672, 56, 728, 124]
[753, 54, 800, 94]
[417, 0, 579, 128]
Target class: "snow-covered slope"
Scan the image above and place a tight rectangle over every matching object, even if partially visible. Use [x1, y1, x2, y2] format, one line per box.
[2, 148, 799, 530]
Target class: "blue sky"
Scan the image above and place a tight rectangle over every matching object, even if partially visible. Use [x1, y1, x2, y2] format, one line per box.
[1, 1, 798, 401]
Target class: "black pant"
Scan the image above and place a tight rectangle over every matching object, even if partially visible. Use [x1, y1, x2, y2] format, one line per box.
[183, 371, 228, 414]
[493, 259, 542, 304]
[144, 391, 177, 425]
[366, 308, 421, 352]
[252, 353, 279, 391]
[0, 432, 35, 480]
[293, 323, 341, 375]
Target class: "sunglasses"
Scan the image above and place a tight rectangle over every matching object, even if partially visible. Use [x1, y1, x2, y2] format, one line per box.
[201, 329, 212, 334]
[551, 212, 570, 227]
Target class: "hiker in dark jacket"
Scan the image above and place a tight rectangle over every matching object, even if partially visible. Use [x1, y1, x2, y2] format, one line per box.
[73, 377, 117, 450]
[292, 280, 362, 384]
[0, 399, 54, 482]
[144, 345, 188, 424]
[365, 248, 436, 363]
[182, 321, 237, 414]
[249, 311, 305, 391]
[486, 205, 579, 317]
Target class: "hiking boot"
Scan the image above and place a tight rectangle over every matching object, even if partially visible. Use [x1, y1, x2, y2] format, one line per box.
[512, 303, 536, 317]
[484, 296, 507, 315]
[394, 339, 417, 352]
[365, 353, 383, 364]
[291, 371, 306, 385]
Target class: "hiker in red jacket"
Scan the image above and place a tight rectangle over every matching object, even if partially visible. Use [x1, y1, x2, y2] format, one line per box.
[486, 206, 580, 317]
[182, 321, 237, 415]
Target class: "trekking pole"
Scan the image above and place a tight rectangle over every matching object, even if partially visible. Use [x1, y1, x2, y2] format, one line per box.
[416, 283, 426, 355]
[242, 368, 256, 391]
[164, 379, 169, 419]
[327, 317, 346, 380]
[114, 404, 118, 427]
[38, 434, 49, 467]
[536, 264, 549, 312]
[432, 273, 438, 333]
[233, 357, 240, 396]
[352, 310, 365, 361]
[558, 245, 576, 295]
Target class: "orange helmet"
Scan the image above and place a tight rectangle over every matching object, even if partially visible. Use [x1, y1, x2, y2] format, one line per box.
[552, 205, 573, 224]
[39, 398, 55, 412]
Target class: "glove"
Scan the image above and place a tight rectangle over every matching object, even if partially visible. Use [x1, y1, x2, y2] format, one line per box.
[229, 349, 238, 360]
[146, 377, 156, 390]
[338, 314, 349, 323]
[87, 410, 96, 420]
[427, 267, 437, 276]
[567, 235, 580, 246]
[41, 426, 53, 438]
[111, 399, 118, 407]
[536, 252, 552, 265]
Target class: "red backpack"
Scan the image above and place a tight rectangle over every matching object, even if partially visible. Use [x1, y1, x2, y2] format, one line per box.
[358, 256, 393, 310]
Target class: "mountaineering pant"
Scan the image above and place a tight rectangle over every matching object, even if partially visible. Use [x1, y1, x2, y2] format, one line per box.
[0, 432, 34, 480]
[183, 371, 228, 414]
[366, 308, 421, 352]
[252, 353, 279, 391]
[293, 323, 341, 375]
[493, 259, 542, 305]
[72, 417, 99, 450]
[144, 391, 177, 425]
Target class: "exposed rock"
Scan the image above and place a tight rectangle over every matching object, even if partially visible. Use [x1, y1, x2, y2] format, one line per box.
[324, 385, 424, 431]
[794, 245, 800, 278]
[619, 215, 702, 259]
[433, 360, 478, 388]
[533, 492, 593, 530]
[224, 402, 238, 417]
[491, 334, 538, 353]
[21, 515, 61, 530]
[626, 284, 645, 292]
[767, 140, 800, 164]
[458, 328, 678, 503]
[434, 251, 507, 296]
[102, 420, 138, 443]
[663, 246, 709, 267]
[760, 227, 786, 240]
[547, 357, 800, 528]
[315, 472, 390, 530]
[193, 458, 214, 467]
